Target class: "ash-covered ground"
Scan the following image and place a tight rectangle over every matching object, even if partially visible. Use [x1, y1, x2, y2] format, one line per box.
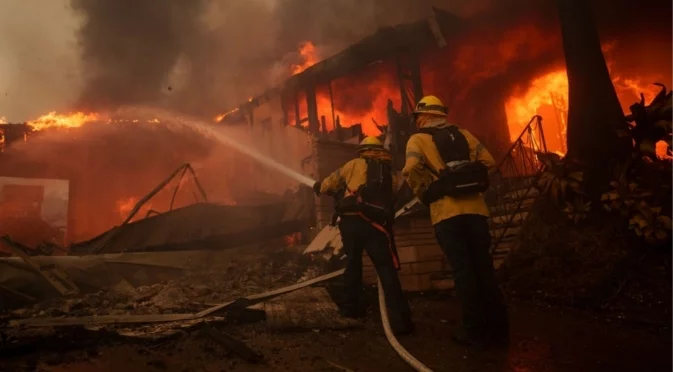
[0, 246, 670, 372]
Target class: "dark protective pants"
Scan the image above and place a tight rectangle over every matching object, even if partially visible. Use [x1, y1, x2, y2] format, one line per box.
[434, 214, 509, 338]
[338, 215, 412, 331]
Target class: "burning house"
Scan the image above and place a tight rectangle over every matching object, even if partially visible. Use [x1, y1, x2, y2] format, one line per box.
[214, 5, 670, 290]
[0, 1, 671, 370]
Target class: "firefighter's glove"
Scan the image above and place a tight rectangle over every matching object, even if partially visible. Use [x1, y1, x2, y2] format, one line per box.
[312, 181, 322, 196]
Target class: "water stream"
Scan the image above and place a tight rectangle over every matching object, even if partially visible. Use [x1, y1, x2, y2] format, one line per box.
[140, 107, 317, 187]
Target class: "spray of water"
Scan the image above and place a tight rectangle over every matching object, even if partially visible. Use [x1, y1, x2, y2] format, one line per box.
[127, 107, 317, 187]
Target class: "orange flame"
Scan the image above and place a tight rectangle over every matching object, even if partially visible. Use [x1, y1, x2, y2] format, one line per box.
[286, 43, 398, 136]
[505, 67, 664, 155]
[292, 41, 319, 75]
[214, 107, 240, 123]
[0, 116, 7, 124]
[25, 112, 163, 131]
[27, 111, 102, 131]
[116, 196, 153, 221]
[116, 197, 137, 219]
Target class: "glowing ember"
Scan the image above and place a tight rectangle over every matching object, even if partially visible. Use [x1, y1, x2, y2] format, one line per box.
[655, 140, 671, 160]
[214, 107, 240, 123]
[27, 111, 101, 131]
[284, 232, 302, 247]
[292, 41, 319, 75]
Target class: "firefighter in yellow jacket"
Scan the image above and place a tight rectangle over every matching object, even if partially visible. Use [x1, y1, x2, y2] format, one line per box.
[312, 137, 414, 336]
[403, 95, 509, 347]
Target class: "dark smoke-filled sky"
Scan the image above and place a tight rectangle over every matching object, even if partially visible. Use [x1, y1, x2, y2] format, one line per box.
[0, 0, 670, 122]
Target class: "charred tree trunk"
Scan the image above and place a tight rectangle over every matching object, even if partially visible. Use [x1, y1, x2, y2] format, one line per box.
[557, 0, 631, 192]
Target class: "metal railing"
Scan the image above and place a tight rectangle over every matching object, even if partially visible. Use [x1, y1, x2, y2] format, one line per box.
[487, 115, 548, 256]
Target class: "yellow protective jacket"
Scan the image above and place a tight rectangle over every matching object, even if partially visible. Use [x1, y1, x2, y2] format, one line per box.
[402, 118, 496, 225]
[319, 152, 398, 214]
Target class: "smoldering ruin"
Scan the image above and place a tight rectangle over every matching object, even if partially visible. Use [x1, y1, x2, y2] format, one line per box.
[0, 0, 671, 371]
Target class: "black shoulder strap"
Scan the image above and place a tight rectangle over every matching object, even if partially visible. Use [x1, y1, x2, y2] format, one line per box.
[361, 158, 392, 202]
[418, 126, 470, 165]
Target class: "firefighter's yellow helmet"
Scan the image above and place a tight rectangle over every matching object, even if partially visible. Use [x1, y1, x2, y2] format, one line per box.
[358, 136, 384, 152]
[413, 95, 448, 117]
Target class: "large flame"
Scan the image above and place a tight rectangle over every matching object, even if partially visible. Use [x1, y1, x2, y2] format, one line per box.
[505, 66, 664, 156]
[292, 41, 319, 75]
[23, 111, 162, 131]
[27, 111, 102, 131]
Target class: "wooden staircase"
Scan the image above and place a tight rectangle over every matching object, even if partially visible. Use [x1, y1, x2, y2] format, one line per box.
[488, 175, 540, 268]
[426, 115, 548, 290]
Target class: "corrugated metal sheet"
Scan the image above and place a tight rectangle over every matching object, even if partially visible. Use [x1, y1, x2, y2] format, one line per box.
[70, 201, 309, 254]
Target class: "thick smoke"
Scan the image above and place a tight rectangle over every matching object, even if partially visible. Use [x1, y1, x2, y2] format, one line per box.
[71, 0, 209, 110]
[68, 0, 499, 117]
[2, 0, 669, 121]
[0, 0, 82, 123]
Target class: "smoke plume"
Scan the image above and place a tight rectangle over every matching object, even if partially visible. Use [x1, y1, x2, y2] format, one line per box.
[71, 0, 209, 110]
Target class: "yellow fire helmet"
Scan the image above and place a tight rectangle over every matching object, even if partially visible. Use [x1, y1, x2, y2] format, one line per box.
[358, 136, 384, 152]
[413, 95, 448, 117]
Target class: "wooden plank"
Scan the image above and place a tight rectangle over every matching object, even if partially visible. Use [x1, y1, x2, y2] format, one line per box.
[264, 287, 360, 331]
[399, 273, 432, 292]
[395, 238, 438, 248]
[363, 261, 444, 275]
[431, 278, 454, 290]
[2, 237, 79, 297]
[395, 228, 434, 236]
[397, 244, 444, 263]
[409, 218, 433, 229]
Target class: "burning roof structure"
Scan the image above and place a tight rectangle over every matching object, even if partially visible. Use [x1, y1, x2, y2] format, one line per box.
[217, 8, 462, 156]
[216, 6, 670, 161]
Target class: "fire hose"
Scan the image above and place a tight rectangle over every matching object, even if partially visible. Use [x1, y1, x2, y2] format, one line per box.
[377, 276, 433, 372]
[320, 192, 433, 370]
[377, 197, 433, 372]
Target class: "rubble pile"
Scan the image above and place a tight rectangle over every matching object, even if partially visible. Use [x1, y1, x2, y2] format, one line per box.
[0, 244, 352, 372]
[3, 248, 328, 321]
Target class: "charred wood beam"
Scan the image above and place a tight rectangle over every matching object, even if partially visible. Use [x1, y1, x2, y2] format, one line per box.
[305, 85, 320, 133]
[0, 235, 79, 296]
[294, 91, 301, 128]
